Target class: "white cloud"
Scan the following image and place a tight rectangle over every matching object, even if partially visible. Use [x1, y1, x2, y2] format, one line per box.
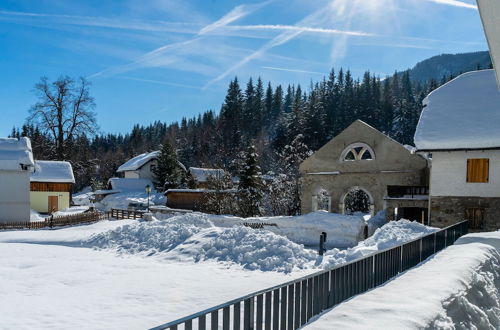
[227, 24, 375, 37]
[261, 66, 325, 75]
[423, 0, 477, 10]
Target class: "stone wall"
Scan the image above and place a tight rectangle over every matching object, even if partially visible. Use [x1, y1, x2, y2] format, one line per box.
[430, 196, 500, 231]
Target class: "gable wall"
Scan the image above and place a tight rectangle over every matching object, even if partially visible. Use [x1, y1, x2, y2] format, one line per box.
[300, 121, 428, 215]
[0, 170, 30, 222]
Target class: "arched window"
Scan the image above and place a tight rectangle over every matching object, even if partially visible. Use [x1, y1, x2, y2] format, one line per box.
[341, 143, 375, 161]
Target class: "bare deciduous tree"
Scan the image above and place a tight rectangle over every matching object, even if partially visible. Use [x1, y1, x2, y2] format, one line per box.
[28, 76, 97, 159]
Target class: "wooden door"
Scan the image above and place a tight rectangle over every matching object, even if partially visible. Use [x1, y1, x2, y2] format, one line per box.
[48, 196, 58, 213]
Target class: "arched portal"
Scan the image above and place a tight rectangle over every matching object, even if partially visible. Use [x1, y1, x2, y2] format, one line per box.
[340, 187, 374, 216]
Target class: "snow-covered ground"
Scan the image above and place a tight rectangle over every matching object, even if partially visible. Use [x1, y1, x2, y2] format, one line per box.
[0, 211, 481, 329]
[305, 231, 500, 330]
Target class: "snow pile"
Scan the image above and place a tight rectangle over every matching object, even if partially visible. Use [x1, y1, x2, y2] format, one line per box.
[87, 213, 213, 255]
[210, 211, 366, 248]
[415, 69, 500, 150]
[52, 206, 90, 217]
[31, 160, 75, 183]
[365, 210, 386, 236]
[305, 234, 500, 329]
[320, 219, 438, 268]
[187, 226, 316, 272]
[116, 151, 160, 172]
[86, 213, 317, 272]
[30, 209, 47, 222]
[0, 137, 34, 170]
[72, 186, 93, 206]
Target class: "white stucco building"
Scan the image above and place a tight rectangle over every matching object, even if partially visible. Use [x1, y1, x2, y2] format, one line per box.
[117, 151, 160, 181]
[414, 70, 500, 231]
[0, 137, 35, 223]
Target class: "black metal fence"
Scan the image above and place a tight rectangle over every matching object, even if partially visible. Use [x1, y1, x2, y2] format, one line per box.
[151, 220, 469, 330]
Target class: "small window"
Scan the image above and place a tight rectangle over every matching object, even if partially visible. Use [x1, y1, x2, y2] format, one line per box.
[150, 164, 156, 172]
[465, 208, 484, 229]
[466, 159, 489, 183]
[341, 143, 375, 161]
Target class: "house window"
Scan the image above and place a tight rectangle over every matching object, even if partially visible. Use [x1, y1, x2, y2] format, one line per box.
[465, 208, 484, 229]
[341, 143, 375, 161]
[466, 158, 489, 183]
[150, 164, 156, 172]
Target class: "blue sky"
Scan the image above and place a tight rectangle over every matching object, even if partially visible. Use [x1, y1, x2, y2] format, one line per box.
[0, 0, 487, 136]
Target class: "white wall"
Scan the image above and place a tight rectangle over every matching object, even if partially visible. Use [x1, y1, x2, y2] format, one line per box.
[0, 170, 30, 222]
[430, 150, 500, 197]
[123, 160, 156, 181]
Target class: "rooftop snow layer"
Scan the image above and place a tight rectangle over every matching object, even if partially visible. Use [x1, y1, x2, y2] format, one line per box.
[108, 178, 155, 192]
[116, 151, 159, 172]
[31, 160, 75, 183]
[189, 167, 225, 182]
[0, 137, 35, 171]
[414, 70, 500, 150]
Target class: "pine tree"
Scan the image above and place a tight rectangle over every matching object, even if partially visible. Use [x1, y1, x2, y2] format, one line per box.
[153, 142, 182, 189]
[237, 144, 264, 217]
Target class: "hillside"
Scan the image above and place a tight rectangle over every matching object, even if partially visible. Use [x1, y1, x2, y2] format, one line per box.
[407, 51, 492, 82]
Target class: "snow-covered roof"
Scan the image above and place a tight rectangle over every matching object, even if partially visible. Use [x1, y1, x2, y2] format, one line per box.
[188, 167, 225, 182]
[0, 137, 35, 171]
[414, 70, 500, 151]
[107, 178, 155, 192]
[30, 160, 75, 183]
[117, 151, 160, 172]
[478, 0, 500, 86]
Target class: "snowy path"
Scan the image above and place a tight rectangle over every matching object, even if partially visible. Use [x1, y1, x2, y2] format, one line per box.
[0, 242, 308, 330]
[304, 233, 500, 330]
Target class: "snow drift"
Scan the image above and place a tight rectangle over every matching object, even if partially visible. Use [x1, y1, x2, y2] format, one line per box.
[305, 231, 500, 330]
[85, 213, 436, 273]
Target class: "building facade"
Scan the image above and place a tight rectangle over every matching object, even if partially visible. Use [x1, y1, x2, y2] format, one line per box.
[415, 70, 500, 231]
[30, 161, 75, 213]
[300, 120, 429, 221]
[0, 137, 35, 222]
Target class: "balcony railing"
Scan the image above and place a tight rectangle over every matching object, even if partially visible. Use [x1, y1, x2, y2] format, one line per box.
[386, 185, 429, 199]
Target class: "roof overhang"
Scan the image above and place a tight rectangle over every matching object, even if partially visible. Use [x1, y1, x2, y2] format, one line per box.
[478, 0, 500, 87]
[416, 146, 500, 153]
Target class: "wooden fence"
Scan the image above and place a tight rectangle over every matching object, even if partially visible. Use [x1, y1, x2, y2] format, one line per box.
[110, 208, 145, 220]
[0, 211, 111, 230]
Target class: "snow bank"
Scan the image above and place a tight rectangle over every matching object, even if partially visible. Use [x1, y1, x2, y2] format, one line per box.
[73, 186, 93, 206]
[306, 237, 500, 329]
[86, 213, 317, 273]
[365, 210, 386, 236]
[31, 160, 75, 183]
[30, 209, 47, 222]
[455, 230, 500, 252]
[52, 206, 90, 217]
[320, 219, 438, 268]
[210, 211, 366, 248]
[85, 214, 435, 273]
[96, 191, 165, 211]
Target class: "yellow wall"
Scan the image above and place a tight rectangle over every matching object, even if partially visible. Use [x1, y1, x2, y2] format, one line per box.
[30, 191, 70, 213]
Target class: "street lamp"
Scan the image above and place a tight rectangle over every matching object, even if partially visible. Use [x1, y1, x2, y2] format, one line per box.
[145, 184, 151, 211]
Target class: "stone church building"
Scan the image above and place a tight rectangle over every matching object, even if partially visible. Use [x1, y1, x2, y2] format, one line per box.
[300, 120, 429, 223]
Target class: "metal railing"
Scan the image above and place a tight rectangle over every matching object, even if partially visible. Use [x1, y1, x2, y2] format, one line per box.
[386, 185, 429, 198]
[151, 220, 469, 330]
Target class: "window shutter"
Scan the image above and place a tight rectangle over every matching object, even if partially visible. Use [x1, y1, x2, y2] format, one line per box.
[466, 158, 489, 183]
